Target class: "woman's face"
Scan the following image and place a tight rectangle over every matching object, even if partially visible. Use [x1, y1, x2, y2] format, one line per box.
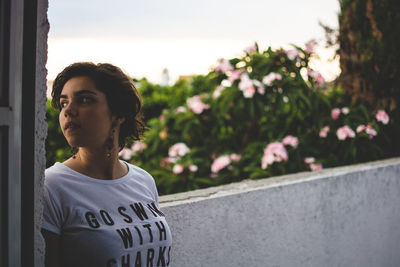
[59, 76, 114, 149]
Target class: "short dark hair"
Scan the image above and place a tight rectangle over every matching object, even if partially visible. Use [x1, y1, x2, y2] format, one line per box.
[52, 62, 145, 149]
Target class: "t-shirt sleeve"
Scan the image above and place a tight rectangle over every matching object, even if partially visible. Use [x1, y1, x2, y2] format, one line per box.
[42, 182, 63, 235]
[131, 163, 160, 204]
[151, 176, 159, 204]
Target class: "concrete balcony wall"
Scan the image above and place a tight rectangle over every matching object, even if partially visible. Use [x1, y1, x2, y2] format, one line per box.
[160, 158, 400, 267]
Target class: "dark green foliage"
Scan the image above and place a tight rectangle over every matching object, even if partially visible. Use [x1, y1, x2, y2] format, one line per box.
[45, 101, 70, 167]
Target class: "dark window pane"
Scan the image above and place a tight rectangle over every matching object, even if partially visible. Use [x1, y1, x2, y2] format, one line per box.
[0, 126, 9, 266]
[0, 0, 10, 106]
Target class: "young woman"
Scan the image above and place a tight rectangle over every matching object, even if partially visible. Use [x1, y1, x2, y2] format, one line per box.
[42, 63, 172, 267]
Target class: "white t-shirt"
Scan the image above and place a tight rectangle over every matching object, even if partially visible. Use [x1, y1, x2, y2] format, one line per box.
[42, 162, 172, 267]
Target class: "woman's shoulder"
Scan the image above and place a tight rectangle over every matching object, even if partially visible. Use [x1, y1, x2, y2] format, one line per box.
[125, 162, 158, 193]
[127, 162, 150, 176]
[45, 162, 64, 174]
[45, 162, 66, 181]
[126, 162, 154, 183]
[44, 162, 81, 191]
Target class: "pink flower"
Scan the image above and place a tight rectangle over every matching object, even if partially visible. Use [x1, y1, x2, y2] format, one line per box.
[262, 72, 282, 86]
[331, 108, 341, 120]
[282, 135, 299, 148]
[305, 39, 317, 53]
[336, 126, 355, 140]
[266, 142, 288, 162]
[310, 163, 323, 171]
[174, 106, 187, 114]
[285, 48, 299, 61]
[189, 165, 198, 172]
[341, 107, 349, 115]
[238, 73, 252, 88]
[230, 153, 241, 162]
[261, 152, 275, 169]
[228, 69, 244, 83]
[168, 143, 190, 158]
[187, 95, 210, 114]
[238, 73, 256, 98]
[238, 73, 252, 89]
[215, 59, 233, 73]
[356, 124, 366, 133]
[160, 157, 173, 167]
[252, 80, 265, 95]
[365, 125, 377, 139]
[119, 148, 133, 160]
[131, 141, 147, 154]
[376, 110, 389, 125]
[304, 157, 315, 164]
[211, 155, 232, 173]
[168, 157, 177, 163]
[319, 126, 330, 138]
[173, 164, 184, 174]
[213, 85, 225, 99]
[308, 70, 325, 84]
[304, 156, 322, 171]
[336, 127, 348, 140]
[357, 124, 377, 139]
[261, 142, 288, 169]
[159, 114, 165, 121]
[238, 73, 264, 98]
[243, 85, 256, 98]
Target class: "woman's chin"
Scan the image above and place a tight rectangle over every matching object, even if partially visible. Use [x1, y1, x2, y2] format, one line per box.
[66, 139, 82, 148]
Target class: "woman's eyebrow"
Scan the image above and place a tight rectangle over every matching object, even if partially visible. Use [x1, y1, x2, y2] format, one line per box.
[60, 89, 97, 99]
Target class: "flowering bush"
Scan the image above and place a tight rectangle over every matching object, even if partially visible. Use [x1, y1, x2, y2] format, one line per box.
[46, 41, 400, 195]
[116, 42, 398, 194]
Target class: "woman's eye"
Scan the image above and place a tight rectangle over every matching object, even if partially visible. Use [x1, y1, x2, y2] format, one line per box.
[60, 102, 68, 108]
[80, 96, 92, 104]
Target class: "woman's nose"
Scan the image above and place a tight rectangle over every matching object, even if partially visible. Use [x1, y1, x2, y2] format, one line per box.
[63, 102, 78, 117]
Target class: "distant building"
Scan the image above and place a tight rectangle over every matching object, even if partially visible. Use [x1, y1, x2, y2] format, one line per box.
[161, 68, 170, 86]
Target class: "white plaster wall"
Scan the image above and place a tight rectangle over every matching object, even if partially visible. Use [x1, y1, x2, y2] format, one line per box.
[160, 158, 400, 267]
[35, 0, 49, 265]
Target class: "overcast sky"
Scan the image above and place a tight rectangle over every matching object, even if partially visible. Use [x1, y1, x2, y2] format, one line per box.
[47, 0, 340, 83]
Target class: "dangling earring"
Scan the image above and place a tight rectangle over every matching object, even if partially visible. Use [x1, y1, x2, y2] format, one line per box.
[105, 128, 115, 157]
[71, 147, 78, 159]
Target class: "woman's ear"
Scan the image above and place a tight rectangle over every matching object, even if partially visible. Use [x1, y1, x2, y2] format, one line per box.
[117, 117, 126, 125]
[111, 116, 125, 128]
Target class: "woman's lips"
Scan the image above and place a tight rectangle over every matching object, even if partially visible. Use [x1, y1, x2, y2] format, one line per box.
[64, 122, 80, 132]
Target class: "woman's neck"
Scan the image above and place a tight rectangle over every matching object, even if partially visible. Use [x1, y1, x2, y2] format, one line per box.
[63, 147, 128, 180]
